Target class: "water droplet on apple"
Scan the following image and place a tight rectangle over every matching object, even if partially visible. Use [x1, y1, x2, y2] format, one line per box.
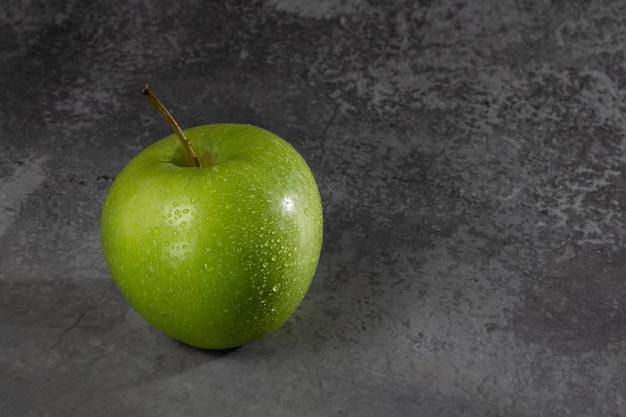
[271, 255, 277, 261]
[180, 221, 187, 227]
[204, 246, 211, 253]
[173, 201, 179, 207]
[304, 208, 310, 217]
[262, 262, 269, 268]
[183, 208, 189, 214]
[272, 284, 281, 292]
[182, 244, 187, 250]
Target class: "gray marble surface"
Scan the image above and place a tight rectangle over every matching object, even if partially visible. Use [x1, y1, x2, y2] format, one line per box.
[1, 1, 625, 416]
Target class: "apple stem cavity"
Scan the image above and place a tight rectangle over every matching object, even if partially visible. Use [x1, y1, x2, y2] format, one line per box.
[142, 84, 201, 168]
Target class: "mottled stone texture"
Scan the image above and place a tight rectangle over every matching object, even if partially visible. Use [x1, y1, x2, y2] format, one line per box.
[1, 0, 625, 416]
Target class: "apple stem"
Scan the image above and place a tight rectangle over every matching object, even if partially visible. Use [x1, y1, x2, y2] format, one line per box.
[142, 84, 201, 167]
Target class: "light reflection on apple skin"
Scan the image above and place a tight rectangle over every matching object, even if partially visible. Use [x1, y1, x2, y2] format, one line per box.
[281, 196, 295, 214]
[158, 203, 197, 263]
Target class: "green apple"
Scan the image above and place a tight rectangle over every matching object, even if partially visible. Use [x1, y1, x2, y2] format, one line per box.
[100, 86, 323, 349]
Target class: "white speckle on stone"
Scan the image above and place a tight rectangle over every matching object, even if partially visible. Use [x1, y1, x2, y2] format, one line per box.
[0, 156, 48, 238]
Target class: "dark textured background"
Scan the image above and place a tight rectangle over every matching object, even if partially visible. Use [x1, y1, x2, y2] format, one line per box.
[1, 1, 625, 416]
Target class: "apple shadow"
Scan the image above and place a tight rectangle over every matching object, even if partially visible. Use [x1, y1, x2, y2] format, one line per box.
[170, 338, 241, 356]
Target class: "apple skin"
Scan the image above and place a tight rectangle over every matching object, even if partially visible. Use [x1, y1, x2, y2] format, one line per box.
[100, 124, 323, 349]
